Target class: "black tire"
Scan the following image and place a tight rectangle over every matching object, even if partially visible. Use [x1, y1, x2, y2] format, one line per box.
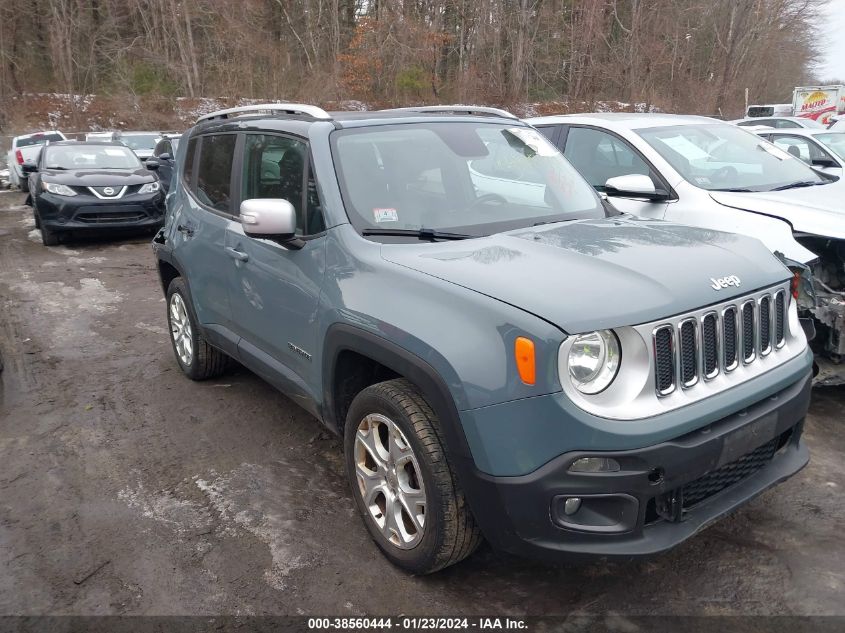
[34, 210, 40, 229]
[20, 177, 29, 193]
[165, 277, 229, 380]
[344, 378, 482, 574]
[40, 226, 59, 246]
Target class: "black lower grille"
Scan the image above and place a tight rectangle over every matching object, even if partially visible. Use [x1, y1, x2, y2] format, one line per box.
[681, 436, 779, 509]
[75, 205, 148, 224]
[702, 314, 718, 376]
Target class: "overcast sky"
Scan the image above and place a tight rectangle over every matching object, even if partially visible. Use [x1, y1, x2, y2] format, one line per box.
[816, 0, 845, 80]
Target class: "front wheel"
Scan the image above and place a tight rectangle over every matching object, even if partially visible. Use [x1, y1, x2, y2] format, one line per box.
[166, 277, 230, 380]
[40, 225, 59, 246]
[344, 379, 482, 574]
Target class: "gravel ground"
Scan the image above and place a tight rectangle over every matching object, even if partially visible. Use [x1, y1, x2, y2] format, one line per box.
[0, 190, 843, 617]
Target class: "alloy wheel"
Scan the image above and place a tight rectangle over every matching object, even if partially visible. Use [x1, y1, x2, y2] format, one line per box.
[354, 413, 427, 549]
[169, 293, 193, 366]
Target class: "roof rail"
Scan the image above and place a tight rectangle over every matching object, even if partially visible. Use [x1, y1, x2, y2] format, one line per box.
[381, 105, 518, 120]
[197, 103, 331, 124]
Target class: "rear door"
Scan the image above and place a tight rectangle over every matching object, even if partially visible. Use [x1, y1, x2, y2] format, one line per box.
[171, 133, 239, 351]
[224, 132, 328, 411]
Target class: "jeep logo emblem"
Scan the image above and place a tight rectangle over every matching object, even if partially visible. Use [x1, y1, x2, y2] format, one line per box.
[103, 187, 115, 196]
[711, 275, 741, 290]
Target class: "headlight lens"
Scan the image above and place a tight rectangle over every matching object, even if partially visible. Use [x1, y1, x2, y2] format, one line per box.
[138, 181, 160, 194]
[43, 182, 76, 196]
[567, 330, 621, 394]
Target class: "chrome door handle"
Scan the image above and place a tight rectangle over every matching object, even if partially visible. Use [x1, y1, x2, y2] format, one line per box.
[225, 246, 249, 262]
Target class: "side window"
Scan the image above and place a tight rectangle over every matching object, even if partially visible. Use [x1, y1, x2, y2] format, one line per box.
[241, 134, 325, 235]
[535, 125, 559, 143]
[772, 136, 814, 163]
[183, 137, 198, 190]
[196, 134, 236, 212]
[775, 120, 801, 129]
[564, 127, 652, 189]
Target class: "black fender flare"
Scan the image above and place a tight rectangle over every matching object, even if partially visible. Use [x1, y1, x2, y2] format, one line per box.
[322, 323, 512, 546]
[321, 323, 473, 461]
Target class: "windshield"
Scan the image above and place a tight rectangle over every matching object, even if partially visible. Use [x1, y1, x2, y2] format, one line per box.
[121, 134, 160, 151]
[17, 133, 64, 148]
[332, 122, 603, 237]
[816, 133, 845, 161]
[44, 145, 141, 170]
[636, 123, 827, 192]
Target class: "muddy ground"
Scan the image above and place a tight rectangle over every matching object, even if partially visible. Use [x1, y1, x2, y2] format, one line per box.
[0, 190, 843, 617]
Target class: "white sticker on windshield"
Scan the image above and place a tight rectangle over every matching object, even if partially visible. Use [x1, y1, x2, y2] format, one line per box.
[657, 136, 710, 161]
[504, 127, 558, 156]
[373, 208, 398, 223]
[103, 148, 127, 156]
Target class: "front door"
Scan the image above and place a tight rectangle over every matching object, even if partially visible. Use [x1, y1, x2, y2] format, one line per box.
[224, 133, 328, 408]
[559, 126, 671, 219]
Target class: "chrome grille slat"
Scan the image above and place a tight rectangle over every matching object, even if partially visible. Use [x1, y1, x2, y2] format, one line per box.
[652, 284, 791, 397]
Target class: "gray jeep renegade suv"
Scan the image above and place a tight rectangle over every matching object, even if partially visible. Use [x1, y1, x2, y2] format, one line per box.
[153, 104, 812, 573]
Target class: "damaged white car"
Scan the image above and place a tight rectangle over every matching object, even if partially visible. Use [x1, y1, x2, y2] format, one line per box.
[528, 113, 845, 384]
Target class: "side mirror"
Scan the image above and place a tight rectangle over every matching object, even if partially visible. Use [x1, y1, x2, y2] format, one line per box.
[145, 158, 160, 170]
[21, 162, 38, 174]
[240, 198, 303, 249]
[158, 153, 172, 162]
[812, 158, 837, 169]
[604, 174, 668, 201]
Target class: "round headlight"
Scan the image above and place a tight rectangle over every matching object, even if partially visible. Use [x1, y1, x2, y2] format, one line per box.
[567, 330, 621, 394]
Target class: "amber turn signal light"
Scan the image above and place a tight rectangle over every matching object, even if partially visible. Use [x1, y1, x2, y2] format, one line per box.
[515, 337, 536, 385]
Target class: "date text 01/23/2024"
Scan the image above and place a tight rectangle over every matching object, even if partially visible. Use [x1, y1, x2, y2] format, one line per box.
[307, 617, 528, 630]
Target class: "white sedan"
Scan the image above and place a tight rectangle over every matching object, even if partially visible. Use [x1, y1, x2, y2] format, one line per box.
[526, 112, 845, 383]
[752, 128, 845, 178]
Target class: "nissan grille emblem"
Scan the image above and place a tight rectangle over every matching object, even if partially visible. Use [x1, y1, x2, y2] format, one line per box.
[711, 275, 741, 290]
[103, 187, 115, 196]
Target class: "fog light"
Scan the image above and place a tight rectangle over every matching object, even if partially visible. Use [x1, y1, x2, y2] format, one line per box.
[568, 457, 620, 473]
[563, 497, 581, 515]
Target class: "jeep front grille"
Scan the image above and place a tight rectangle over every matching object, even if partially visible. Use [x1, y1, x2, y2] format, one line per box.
[652, 288, 787, 396]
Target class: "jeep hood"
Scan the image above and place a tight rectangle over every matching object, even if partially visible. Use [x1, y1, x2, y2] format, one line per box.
[381, 217, 789, 333]
[709, 182, 845, 240]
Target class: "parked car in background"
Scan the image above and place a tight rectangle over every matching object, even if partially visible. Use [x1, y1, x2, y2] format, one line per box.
[148, 134, 181, 194]
[753, 128, 845, 178]
[154, 104, 811, 573]
[528, 113, 845, 384]
[24, 141, 164, 245]
[0, 159, 10, 189]
[85, 131, 121, 142]
[829, 116, 844, 131]
[118, 131, 161, 160]
[6, 130, 67, 191]
[745, 104, 793, 118]
[732, 116, 825, 130]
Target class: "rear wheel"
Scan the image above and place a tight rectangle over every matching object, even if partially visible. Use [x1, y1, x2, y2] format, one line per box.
[20, 177, 29, 193]
[166, 277, 229, 380]
[344, 379, 482, 574]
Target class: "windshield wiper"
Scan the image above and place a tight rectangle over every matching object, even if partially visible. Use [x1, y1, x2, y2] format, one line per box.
[711, 187, 754, 192]
[362, 228, 474, 241]
[45, 166, 68, 170]
[770, 180, 824, 191]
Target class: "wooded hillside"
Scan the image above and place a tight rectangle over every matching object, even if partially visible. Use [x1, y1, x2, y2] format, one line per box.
[0, 0, 828, 118]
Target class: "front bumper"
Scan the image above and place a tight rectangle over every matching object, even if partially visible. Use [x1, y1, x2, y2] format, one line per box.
[458, 369, 811, 560]
[37, 191, 164, 232]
